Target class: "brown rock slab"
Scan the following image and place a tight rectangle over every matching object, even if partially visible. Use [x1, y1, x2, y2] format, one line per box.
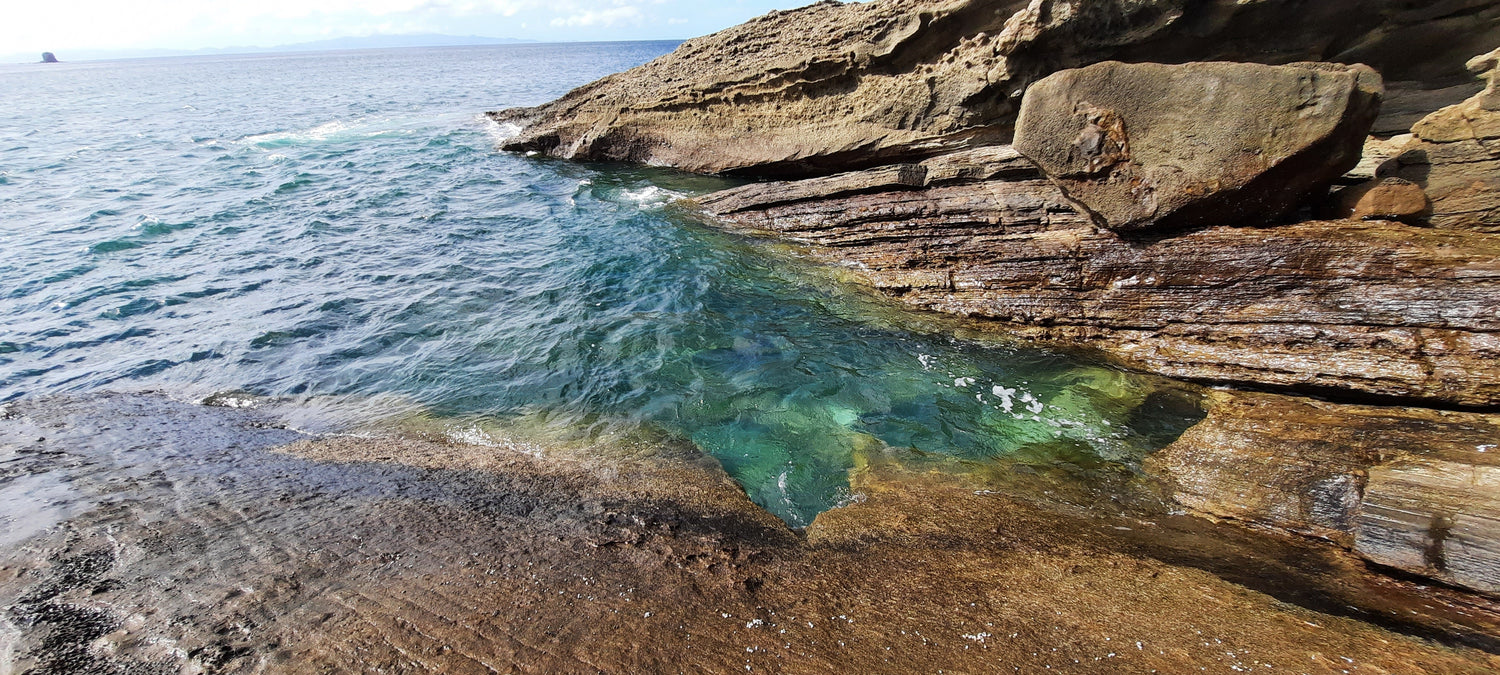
[489, 0, 1500, 178]
[1148, 389, 1500, 595]
[1361, 460, 1500, 595]
[1471, 46, 1500, 110]
[1013, 60, 1382, 233]
[1331, 177, 1431, 222]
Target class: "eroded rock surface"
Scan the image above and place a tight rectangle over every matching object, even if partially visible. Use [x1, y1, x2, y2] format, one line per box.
[1386, 50, 1500, 232]
[1148, 389, 1500, 595]
[491, 0, 1500, 178]
[3, 394, 1499, 671]
[1328, 176, 1431, 223]
[1013, 61, 1382, 232]
[699, 170, 1500, 408]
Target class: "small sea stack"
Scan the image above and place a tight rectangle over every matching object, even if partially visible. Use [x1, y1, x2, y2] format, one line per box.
[40, 52, 58, 63]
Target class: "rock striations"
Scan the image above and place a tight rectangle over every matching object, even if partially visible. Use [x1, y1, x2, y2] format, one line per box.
[493, 0, 1500, 597]
[491, 0, 1500, 177]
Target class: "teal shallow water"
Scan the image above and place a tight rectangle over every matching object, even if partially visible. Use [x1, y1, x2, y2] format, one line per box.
[0, 44, 1201, 525]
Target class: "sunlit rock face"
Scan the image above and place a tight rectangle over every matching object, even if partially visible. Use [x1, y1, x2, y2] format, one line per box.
[1013, 61, 1382, 233]
[1385, 49, 1500, 232]
[490, 0, 1500, 178]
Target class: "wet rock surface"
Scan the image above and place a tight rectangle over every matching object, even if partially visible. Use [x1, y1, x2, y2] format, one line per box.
[698, 169, 1500, 408]
[1013, 61, 1382, 233]
[3, 393, 1500, 672]
[489, 0, 1500, 178]
[1148, 390, 1500, 595]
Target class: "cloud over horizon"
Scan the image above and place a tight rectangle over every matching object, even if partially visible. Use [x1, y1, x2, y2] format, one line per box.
[3, 0, 809, 57]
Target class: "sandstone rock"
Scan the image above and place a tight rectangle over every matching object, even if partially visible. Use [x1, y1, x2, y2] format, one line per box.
[1013, 61, 1382, 233]
[492, 0, 1500, 177]
[1330, 177, 1430, 223]
[1346, 134, 1414, 182]
[1471, 46, 1500, 109]
[695, 145, 1089, 256]
[1148, 389, 1500, 595]
[1386, 49, 1500, 232]
[1376, 82, 1486, 136]
[698, 168, 1500, 406]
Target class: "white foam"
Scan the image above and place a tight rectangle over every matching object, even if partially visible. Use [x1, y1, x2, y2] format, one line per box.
[619, 186, 685, 209]
[992, 385, 1016, 413]
[484, 118, 524, 144]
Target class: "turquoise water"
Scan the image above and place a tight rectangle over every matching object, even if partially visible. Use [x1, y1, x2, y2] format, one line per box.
[0, 44, 1200, 525]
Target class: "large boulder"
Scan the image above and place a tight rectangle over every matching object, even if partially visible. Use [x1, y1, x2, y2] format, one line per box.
[1385, 47, 1500, 232]
[490, 0, 1500, 178]
[1013, 60, 1383, 233]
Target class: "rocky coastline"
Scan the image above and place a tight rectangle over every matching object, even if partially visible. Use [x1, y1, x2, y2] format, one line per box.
[491, 0, 1500, 614]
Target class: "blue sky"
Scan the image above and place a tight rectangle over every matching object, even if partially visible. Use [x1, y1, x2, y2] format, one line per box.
[3, 1, 818, 56]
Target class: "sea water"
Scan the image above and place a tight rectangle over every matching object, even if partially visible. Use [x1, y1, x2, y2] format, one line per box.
[0, 43, 1200, 526]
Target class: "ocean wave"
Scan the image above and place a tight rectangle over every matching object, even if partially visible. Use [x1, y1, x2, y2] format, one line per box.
[481, 116, 524, 145]
[238, 117, 420, 149]
[618, 186, 686, 209]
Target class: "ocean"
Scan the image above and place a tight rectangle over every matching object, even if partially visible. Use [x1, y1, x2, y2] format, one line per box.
[0, 43, 1199, 525]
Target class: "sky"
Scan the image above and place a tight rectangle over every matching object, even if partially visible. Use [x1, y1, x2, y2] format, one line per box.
[2, 0, 818, 57]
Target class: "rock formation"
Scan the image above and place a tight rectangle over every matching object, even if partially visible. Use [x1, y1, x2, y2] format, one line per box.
[39, 52, 58, 64]
[698, 168, 1500, 408]
[496, 0, 1500, 600]
[1013, 61, 1382, 233]
[1385, 49, 1500, 232]
[1328, 177, 1431, 223]
[491, 0, 1500, 178]
[1148, 389, 1500, 595]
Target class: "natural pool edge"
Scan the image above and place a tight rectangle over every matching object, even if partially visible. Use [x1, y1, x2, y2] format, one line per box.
[2, 391, 1498, 673]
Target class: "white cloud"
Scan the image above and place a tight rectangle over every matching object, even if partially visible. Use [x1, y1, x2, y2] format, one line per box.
[0, 0, 808, 55]
[549, 6, 644, 28]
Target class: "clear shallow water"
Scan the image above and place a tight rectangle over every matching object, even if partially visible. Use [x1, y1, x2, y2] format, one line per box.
[0, 44, 1201, 526]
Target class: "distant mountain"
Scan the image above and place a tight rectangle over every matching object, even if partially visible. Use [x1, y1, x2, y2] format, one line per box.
[3, 34, 535, 63]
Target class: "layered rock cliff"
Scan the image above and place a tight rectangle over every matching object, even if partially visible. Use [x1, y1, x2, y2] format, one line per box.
[491, 0, 1500, 177]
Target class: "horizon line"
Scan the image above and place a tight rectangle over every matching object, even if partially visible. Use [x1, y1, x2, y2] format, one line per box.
[5, 36, 690, 66]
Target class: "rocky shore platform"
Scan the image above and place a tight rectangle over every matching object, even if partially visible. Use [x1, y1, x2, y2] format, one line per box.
[3, 393, 1500, 673]
[487, 0, 1500, 660]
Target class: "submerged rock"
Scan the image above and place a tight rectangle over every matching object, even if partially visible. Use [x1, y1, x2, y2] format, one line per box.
[1013, 60, 1382, 233]
[490, 0, 1499, 178]
[1149, 390, 1500, 595]
[1386, 48, 1500, 232]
